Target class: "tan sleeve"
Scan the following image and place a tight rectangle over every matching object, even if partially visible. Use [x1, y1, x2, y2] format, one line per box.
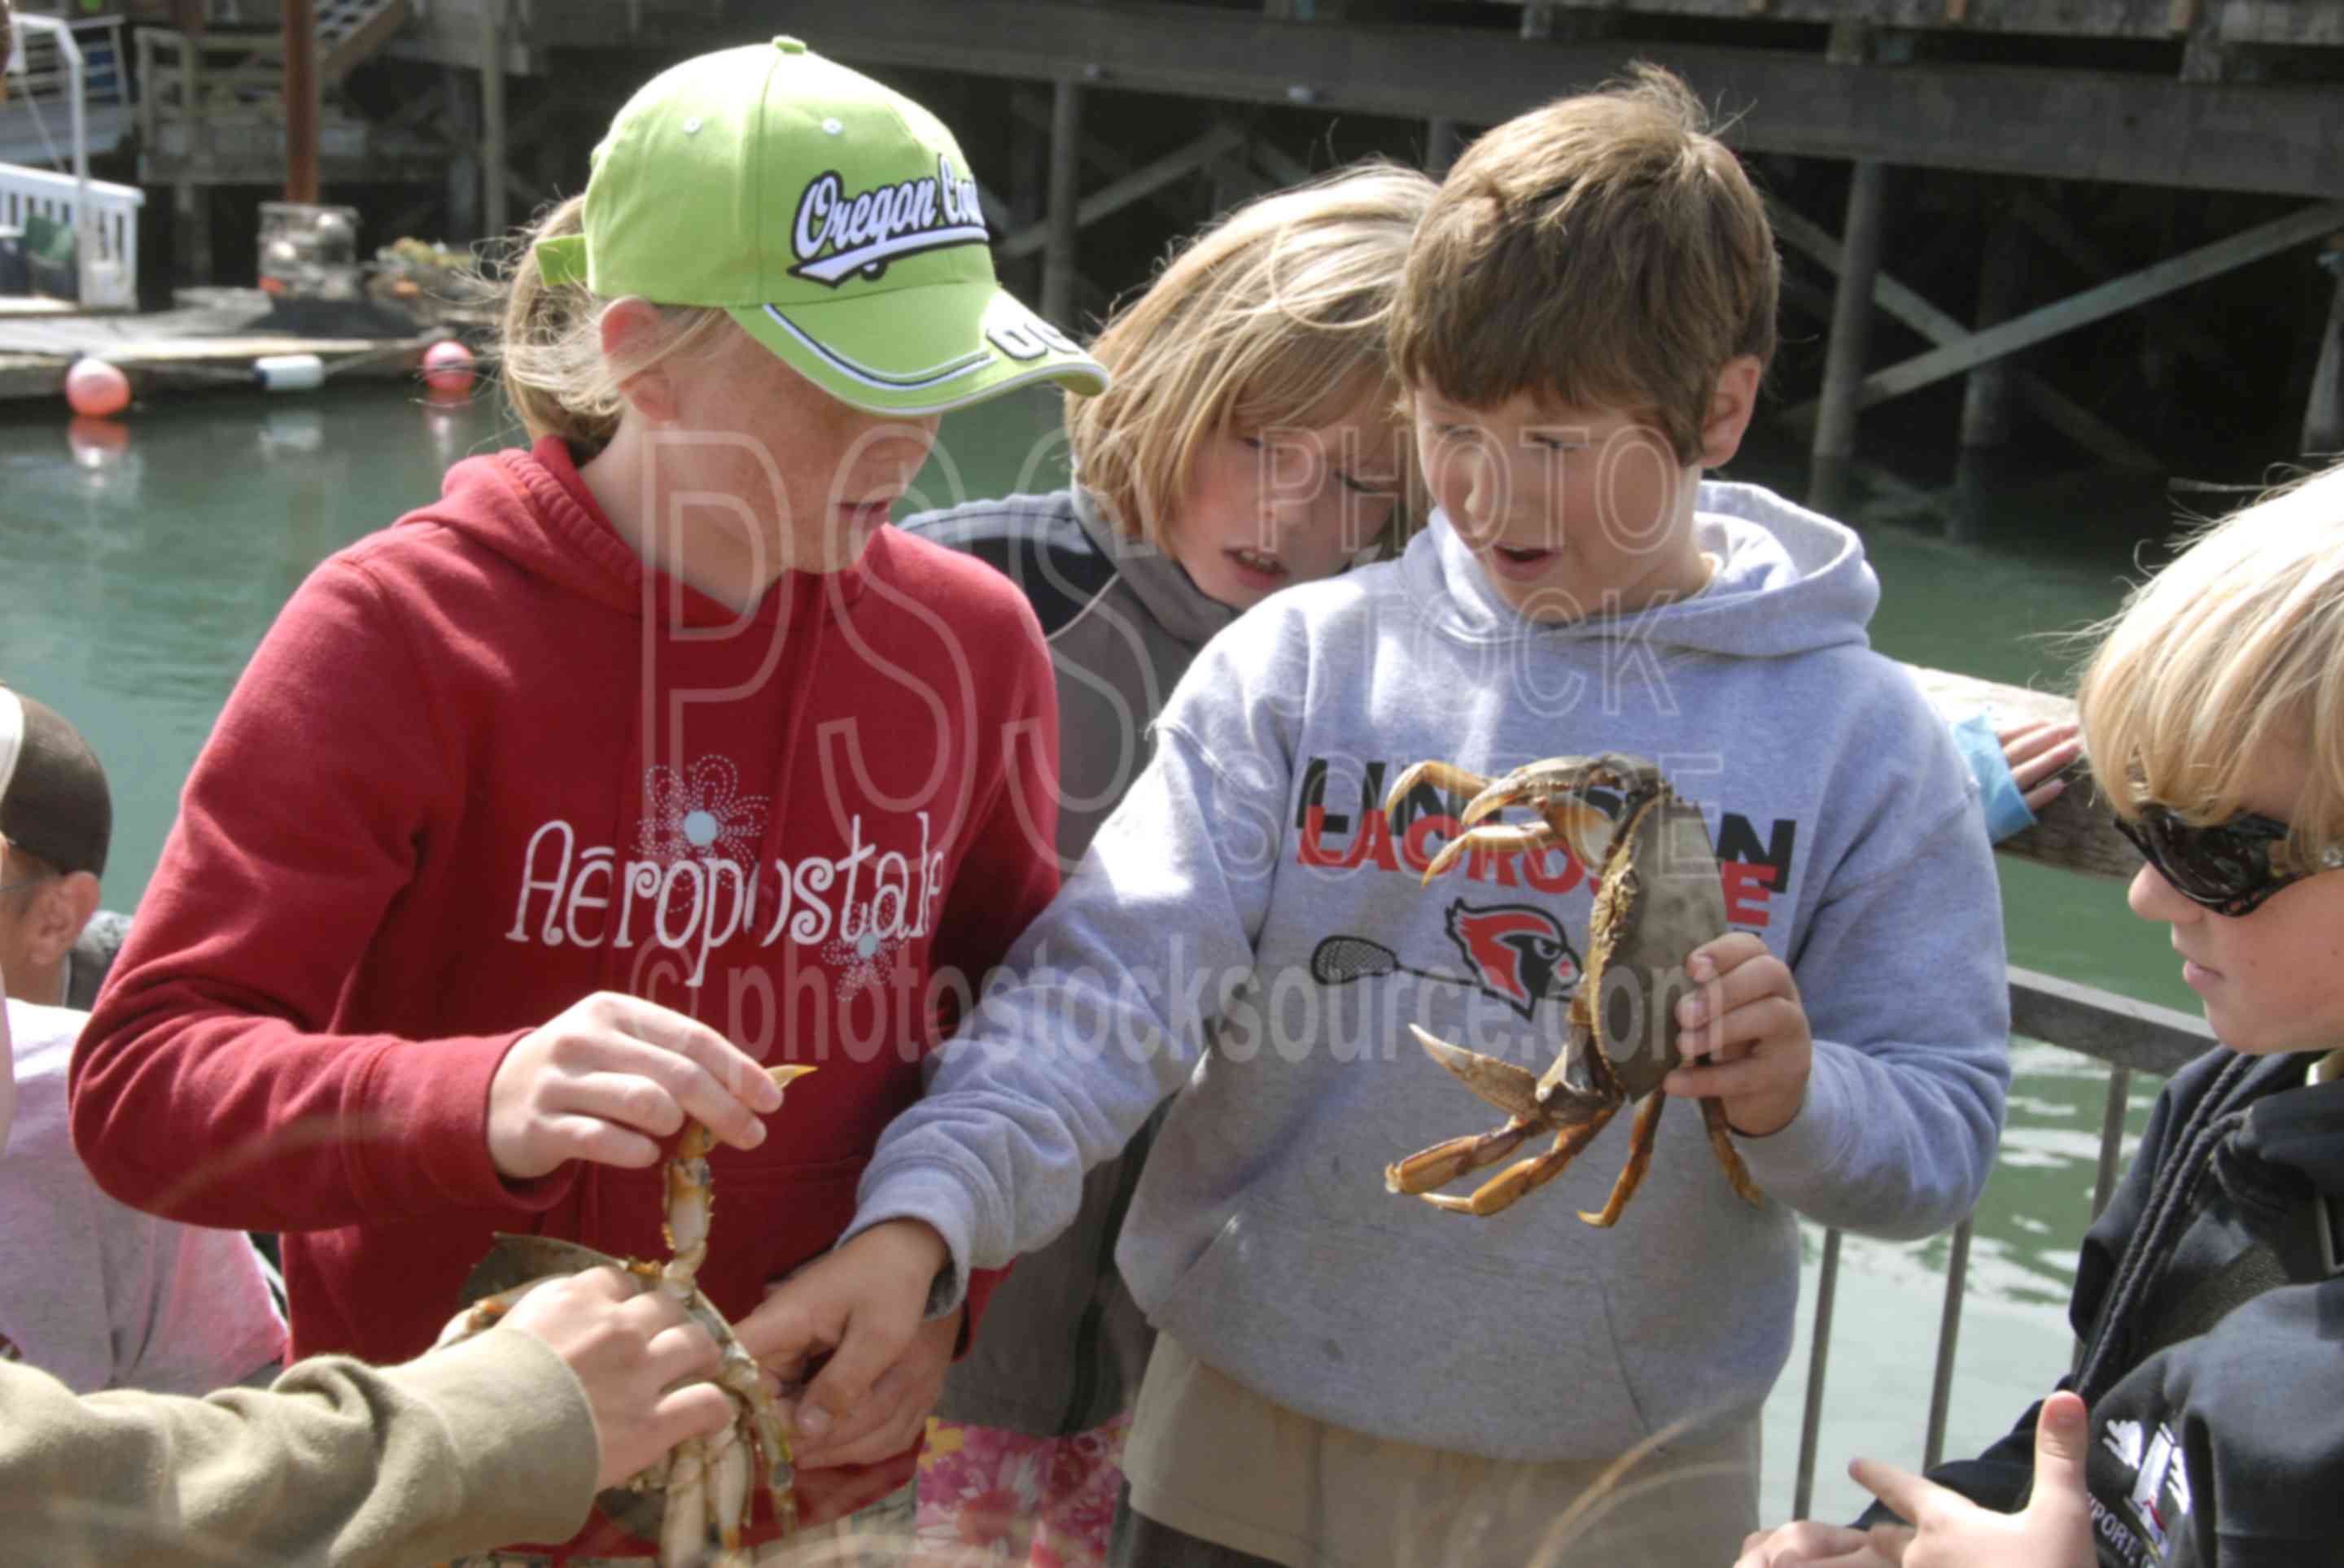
[0, 1327, 598, 1566]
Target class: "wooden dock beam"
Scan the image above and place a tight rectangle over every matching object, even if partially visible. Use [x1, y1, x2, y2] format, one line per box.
[2307, 250, 2344, 459]
[1810, 159, 1887, 502]
[1042, 77, 1084, 330]
[1425, 116, 1462, 177]
[480, 0, 509, 240]
[1959, 214, 2027, 452]
[283, 0, 320, 203]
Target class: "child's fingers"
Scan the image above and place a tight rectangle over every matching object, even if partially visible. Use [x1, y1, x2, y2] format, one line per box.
[1730, 1522, 1886, 1567]
[733, 1281, 838, 1374]
[1848, 1457, 1939, 1531]
[2029, 1391, 2093, 1513]
[601, 1037, 772, 1155]
[562, 1069, 689, 1140]
[600, 993, 785, 1112]
[1664, 1021, 1802, 1099]
[542, 1111, 663, 1172]
[1687, 931, 1769, 979]
[1865, 1522, 1917, 1560]
[1995, 718, 2075, 757]
[2008, 736, 2082, 792]
[794, 1361, 929, 1469]
[651, 1379, 737, 1457]
[793, 1310, 916, 1444]
[2021, 776, 2069, 813]
[794, 1356, 907, 1463]
[1677, 951, 1798, 1061]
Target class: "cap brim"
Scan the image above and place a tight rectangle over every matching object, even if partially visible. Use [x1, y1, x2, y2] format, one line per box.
[732, 283, 1108, 417]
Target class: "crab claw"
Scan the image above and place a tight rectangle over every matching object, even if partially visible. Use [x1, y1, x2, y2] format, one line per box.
[1408, 1024, 1544, 1120]
[1460, 758, 1646, 870]
[1382, 758, 1494, 819]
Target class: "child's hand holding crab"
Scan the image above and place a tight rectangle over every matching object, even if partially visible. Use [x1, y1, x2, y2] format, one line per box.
[1665, 933, 1813, 1138]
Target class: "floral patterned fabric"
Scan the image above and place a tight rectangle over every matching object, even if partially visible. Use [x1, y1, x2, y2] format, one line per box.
[913, 1415, 1130, 1566]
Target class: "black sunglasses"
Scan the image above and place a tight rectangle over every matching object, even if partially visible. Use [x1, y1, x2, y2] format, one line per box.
[2113, 805, 2344, 918]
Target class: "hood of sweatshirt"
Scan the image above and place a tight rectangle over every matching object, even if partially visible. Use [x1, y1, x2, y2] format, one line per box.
[404, 435, 874, 630]
[1410, 478, 1880, 659]
[2239, 1059, 2344, 1199]
[1069, 485, 1239, 652]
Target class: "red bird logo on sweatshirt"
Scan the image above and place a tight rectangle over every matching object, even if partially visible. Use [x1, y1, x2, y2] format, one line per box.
[1445, 901, 1581, 1020]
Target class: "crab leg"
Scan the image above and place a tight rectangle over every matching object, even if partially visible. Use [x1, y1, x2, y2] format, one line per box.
[1700, 1097, 1765, 1208]
[1577, 1090, 1668, 1229]
[1419, 1111, 1618, 1216]
[1386, 1119, 1537, 1195]
[710, 1418, 754, 1565]
[661, 1436, 712, 1568]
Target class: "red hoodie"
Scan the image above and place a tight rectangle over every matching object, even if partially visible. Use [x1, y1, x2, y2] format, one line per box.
[72, 436, 1056, 1548]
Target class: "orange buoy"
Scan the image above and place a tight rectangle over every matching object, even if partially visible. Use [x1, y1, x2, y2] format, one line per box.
[64, 358, 132, 418]
[422, 339, 476, 394]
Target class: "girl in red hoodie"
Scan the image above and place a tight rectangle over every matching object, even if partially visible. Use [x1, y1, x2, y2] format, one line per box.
[71, 37, 1106, 1560]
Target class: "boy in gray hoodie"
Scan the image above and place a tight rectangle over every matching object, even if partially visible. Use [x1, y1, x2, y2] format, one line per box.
[746, 65, 2011, 1566]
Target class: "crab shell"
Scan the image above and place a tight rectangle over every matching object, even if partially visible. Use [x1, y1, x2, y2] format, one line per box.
[1550, 779, 1729, 1106]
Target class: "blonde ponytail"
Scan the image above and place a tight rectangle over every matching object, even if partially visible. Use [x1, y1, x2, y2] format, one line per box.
[489, 195, 730, 456]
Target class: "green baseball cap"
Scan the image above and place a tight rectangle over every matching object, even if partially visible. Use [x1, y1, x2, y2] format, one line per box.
[536, 37, 1108, 416]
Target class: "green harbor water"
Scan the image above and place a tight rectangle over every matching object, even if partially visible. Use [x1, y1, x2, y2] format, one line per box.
[0, 382, 2205, 1528]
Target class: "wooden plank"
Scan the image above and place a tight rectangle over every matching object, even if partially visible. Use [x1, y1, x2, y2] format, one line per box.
[571, 0, 2344, 199]
[2009, 966, 2214, 1075]
[1903, 664, 2139, 883]
[1848, 201, 2344, 410]
[999, 123, 1246, 260]
[0, 334, 431, 400]
[1425, 0, 2344, 44]
[2006, 190, 2231, 370]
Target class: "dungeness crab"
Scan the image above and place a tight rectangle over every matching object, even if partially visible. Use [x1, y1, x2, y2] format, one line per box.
[436, 1063, 816, 1567]
[1380, 753, 1763, 1225]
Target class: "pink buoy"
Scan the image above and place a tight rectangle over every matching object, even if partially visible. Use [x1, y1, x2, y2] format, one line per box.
[67, 416, 129, 465]
[422, 339, 476, 394]
[64, 358, 132, 418]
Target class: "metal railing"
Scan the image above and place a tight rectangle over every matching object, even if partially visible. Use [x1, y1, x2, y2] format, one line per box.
[2, 13, 142, 308]
[1786, 964, 2218, 1515]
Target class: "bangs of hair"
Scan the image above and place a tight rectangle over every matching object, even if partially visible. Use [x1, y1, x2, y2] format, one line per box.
[2076, 464, 2344, 859]
[1067, 161, 1435, 557]
[1388, 63, 1778, 465]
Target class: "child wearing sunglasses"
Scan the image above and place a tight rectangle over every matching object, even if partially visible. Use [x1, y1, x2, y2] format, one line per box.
[1738, 461, 2344, 1568]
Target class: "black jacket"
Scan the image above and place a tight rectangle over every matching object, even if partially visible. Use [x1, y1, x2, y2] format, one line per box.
[900, 488, 1231, 1435]
[1865, 1047, 2344, 1565]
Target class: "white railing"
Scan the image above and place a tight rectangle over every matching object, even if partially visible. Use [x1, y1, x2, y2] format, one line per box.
[0, 160, 146, 308]
[4, 13, 142, 307]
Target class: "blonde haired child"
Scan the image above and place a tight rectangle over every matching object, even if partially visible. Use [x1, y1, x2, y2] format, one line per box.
[71, 37, 1107, 1561]
[901, 161, 1431, 1561]
[1741, 463, 2344, 1568]
[755, 66, 2009, 1566]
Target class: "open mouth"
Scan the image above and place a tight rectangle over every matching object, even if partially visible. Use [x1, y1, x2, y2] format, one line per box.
[1486, 544, 1555, 581]
[1226, 546, 1288, 583]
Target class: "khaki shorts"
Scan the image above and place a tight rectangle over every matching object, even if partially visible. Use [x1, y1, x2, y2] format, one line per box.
[1122, 1334, 1760, 1568]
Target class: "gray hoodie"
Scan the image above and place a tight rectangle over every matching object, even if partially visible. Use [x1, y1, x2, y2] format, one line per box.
[855, 482, 2012, 1462]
